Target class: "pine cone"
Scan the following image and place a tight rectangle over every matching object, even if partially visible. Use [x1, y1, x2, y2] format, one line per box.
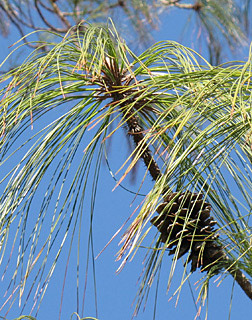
[150, 191, 224, 272]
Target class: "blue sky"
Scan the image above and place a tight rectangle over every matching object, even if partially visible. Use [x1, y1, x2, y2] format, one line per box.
[0, 4, 252, 320]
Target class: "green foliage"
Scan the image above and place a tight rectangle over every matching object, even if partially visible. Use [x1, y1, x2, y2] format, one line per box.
[0, 20, 251, 318]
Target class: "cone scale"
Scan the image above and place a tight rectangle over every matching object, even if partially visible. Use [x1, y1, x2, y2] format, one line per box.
[151, 191, 224, 272]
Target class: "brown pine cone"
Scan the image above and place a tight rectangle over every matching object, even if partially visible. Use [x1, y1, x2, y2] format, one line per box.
[151, 191, 224, 272]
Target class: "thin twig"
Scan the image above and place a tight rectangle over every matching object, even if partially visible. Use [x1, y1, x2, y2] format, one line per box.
[37, 0, 55, 13]
[0, 4, 39, 49]
[34, 0, 68, 32]
[61, 1, 125, 17]
[51, 1, 72, 29]
[161, 0, 202, 11]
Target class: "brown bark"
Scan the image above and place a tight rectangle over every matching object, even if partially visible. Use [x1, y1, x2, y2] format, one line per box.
[124, 109, 161, 181]
[228, 262, 252, 300]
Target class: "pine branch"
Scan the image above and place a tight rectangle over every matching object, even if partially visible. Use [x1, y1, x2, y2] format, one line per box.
[100, 57, 252, 301]
[124, 109, 161, 181]
[100, 56, 162, 181]
[225, 257, 252, 300]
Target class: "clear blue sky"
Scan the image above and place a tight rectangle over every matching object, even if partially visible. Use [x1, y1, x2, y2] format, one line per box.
[0, 5, 252, 320]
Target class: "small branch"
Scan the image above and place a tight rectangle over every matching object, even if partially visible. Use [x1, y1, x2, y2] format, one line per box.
[101, 57, 162, 182]
[37, 0, 55, 13]
[34, 0, 68, 32]
[51, 1, 72, 29]
[211, 253, 252, 300]
[124, 109, 162, 181]
[227, 261, 252, 300]
[161, 0, 203, 11]
[61, 1, 125, 17]
[0, 3, 39, 49]
[232, 269, 252, 299]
